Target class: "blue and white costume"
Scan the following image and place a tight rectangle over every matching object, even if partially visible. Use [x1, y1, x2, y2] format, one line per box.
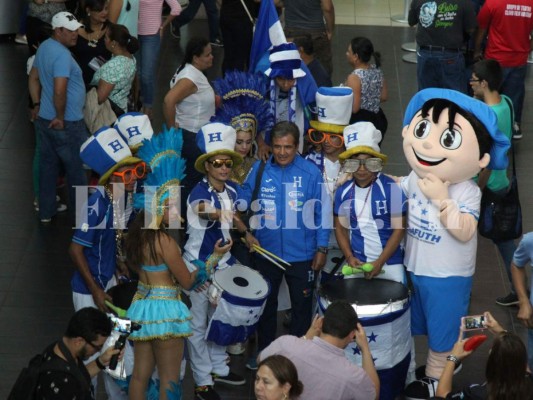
[127, 264, 192, 341]
[335, 174, 407, 283]
[400, 171, 480, 351]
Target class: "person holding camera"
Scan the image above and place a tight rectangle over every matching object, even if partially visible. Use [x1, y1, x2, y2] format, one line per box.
[435, 311, 533, 399]
[33, 308, 122, 400]
[258, 300, 379, 400]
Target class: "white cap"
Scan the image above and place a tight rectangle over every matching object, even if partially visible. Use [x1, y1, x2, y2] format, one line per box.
[114, 112, 154, 149]
[51, 12, 83, 31]
[338, 122, 387, 162]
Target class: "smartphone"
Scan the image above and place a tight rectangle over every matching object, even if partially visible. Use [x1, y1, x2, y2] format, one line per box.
[461, 315, 486, 331]
[220, 238, 231, 246]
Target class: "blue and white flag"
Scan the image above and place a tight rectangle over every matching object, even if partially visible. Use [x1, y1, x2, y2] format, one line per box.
[206, 293, 267, 346]
[249, 0, 286, 74]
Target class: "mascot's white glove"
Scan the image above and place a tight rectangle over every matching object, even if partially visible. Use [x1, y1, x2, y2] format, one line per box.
[417, 173, 450, 204]
[418, 173, 477, 242]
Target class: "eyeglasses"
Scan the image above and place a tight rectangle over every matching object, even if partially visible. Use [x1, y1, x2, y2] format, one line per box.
[207, 159, 234, 169]
[469, 78, 481, 83]
[84, 338, 104, 352]
[307, 129, 344, 148]
[112, 162, 147, 184]
[343, 158, 383, 173]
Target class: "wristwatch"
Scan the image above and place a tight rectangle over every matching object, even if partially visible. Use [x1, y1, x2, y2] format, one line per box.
[32, 101, 40, 108]
[317, 246, 329, 255]
[446, 354, 460, 367]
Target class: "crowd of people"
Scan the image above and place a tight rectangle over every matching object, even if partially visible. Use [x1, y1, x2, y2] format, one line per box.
[13, 0, 533, 399]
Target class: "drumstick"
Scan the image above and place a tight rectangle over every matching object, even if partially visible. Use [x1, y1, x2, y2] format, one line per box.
[257, 251, 286, 271]
[252, 244, 291, 266]
[239, 238, 291, 267]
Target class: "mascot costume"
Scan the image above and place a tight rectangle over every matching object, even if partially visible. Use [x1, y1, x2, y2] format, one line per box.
[401, 89, 510, 399]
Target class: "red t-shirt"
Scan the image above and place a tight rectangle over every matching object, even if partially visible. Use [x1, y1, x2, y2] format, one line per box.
[477, 0, 533, 67]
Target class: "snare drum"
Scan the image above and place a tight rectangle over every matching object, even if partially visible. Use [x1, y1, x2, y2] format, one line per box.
[206, 264, 270, 346]
[318, 279, 411, 400]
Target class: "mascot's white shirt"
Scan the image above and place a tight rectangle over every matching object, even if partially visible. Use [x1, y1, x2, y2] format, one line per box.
[400, 171, 481, 278]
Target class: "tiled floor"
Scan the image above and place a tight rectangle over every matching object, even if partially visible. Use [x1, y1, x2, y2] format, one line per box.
[1, 5, 533, 399]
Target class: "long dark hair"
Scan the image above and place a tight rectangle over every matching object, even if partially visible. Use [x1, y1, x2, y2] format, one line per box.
[485, 332, 533, 400]
[107, 23, 139, 54]
[125, 210, 167, 272]
[350, 37, 381, 68]
[79, 0, 108, 33]
[176, 36, 210, 74]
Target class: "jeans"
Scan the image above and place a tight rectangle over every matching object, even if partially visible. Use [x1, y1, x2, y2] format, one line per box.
[253, 255, 316, 351]
[416, 48, 466, 93]
[501, 64, 527, 124]
[136, 33, 161, 109]
[35, 118, 88, 219]
[494, 239, 517, 293]
[489, 187, 517, 292]
[172, 0, 220, 42]
[527, 329, 533, 371]
[33, 130, 40, 198]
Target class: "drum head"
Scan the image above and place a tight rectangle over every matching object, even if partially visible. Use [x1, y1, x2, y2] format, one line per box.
[213, 265, 269, 300]
[320, 279, 408, 305]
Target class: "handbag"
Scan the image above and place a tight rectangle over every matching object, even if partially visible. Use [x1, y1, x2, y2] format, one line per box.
[84, 87, 117, 134]
[478, 99, 522, 241]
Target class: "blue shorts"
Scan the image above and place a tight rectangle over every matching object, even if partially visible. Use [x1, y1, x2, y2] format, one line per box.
[409, 272, 472, 352]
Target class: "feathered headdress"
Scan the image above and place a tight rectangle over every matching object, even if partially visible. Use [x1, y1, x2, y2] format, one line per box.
[212, 71, 274, 139]
[133, 126, 186, 229]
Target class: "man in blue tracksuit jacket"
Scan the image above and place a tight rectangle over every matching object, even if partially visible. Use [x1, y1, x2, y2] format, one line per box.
[240, 121, 332, 351]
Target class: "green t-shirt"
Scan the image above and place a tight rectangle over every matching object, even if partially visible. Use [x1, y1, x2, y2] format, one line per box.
[486, 95, 513, 191]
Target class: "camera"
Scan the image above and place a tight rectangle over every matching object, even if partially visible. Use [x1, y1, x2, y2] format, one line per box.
[103, 315, 141, 380]
[461, 315, 486, 331]
[110, 315, 136, 334]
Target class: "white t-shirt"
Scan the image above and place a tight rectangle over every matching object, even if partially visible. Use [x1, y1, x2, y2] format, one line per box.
[400, 171, 481, 278]
[170, 64, 215, 133]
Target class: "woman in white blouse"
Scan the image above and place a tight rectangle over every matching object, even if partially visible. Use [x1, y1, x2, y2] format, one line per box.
[163, 36, 214, 212]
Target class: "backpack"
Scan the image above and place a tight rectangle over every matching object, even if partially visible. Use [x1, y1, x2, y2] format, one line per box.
[8, 341, 91, 400]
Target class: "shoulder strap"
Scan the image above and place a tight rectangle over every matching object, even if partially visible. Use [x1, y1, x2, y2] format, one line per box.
[502, 96, 517, 177]
[56, 340, 92, 397]
[251, 161, 266, 204]
[239, 0, 255, 25]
